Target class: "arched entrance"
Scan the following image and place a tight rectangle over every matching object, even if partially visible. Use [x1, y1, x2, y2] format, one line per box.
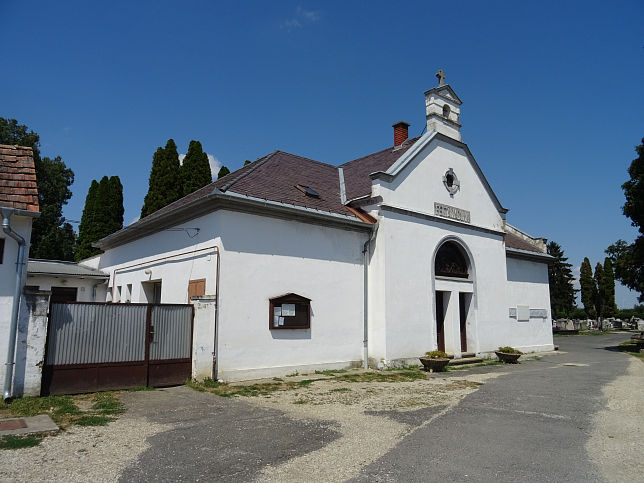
[433, 240, 474, 357]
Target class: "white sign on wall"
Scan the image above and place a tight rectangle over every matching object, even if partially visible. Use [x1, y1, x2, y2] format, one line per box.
[281, 304, 296, 316]
[434, 202, 471, 223]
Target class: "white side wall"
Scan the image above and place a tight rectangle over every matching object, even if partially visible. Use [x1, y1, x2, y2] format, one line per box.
[26, 275, 107, 302]
[215, 210, 366, 381]
[504, 257, 554, 352]
[0, 215, 33, 389]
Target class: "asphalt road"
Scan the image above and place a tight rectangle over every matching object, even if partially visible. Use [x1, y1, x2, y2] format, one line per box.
[352, 333, 633, 482]
[119, 333, 634, 482]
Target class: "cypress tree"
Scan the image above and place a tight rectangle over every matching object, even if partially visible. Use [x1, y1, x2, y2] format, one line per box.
[75, 180, 100, 260]
[579, 257, 596, 318]
[602, 258, 616, 318]
[75, 176, 124, 261]
[546, 241, 576, 318]
[217, 166, 230, 179]
[141, 139, 183, 218]
[181, 140, 212, 195]
[594, 262, 605, 319]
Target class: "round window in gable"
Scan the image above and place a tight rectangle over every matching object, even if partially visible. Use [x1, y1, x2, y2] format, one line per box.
[442, 168, 460, 195]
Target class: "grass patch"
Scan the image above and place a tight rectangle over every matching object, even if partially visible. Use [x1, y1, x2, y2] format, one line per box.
[293, 399, 308, 404]
[127, 386, 155, 392]
[76, 415, 115, 426]
[618, 341, 644, 361]
[578, 330, 621, 336]
[446, 361, 502, 371]
[333, 370, 427, 383]
[329, 387, 351, 393]
[0, 392, 125, 431]
[314, 369, 348, 376]
[0, 434, 43, 450]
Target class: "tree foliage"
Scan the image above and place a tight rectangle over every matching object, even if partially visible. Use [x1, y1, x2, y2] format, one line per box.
[594, 262, 605, 319]
[76, 176, 124, 261]
[579, 257, 596, 318]
[0, 118, 75, 260]
[217, 166, 230, 179]
[602, 258, 616, 318]
[181, 140, 212, 195]
[606, 138, 644, 302]
[546, 241, 576, 318]
[141, 139, 183, 218]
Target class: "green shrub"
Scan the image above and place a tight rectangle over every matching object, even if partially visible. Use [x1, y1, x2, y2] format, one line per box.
[497, 346, 523, 354]
[424, 350, 448, 359]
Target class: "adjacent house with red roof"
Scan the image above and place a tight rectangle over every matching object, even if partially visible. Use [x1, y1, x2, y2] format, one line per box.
[91, 80, 554, 381]
[0, 144, 40, 398]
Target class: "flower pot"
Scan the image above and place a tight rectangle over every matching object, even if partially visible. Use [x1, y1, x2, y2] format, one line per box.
[495, 351, 521, 363]
[419, 357, 450, 372]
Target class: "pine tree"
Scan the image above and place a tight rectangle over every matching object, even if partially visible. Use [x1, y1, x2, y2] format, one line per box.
[602, 258, 616, 317]
[594, 262, 605, 319]
[76, 176, 124, 260]
[217, 166, 230, 179]
[546, 241, 576, 318]
[579, 257, 596, 318]
[181, 140, 212, 196]
[141, 139, 183, 218]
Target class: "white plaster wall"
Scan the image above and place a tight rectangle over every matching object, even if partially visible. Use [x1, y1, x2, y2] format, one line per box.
[215, 210, 367, 381]
[373, 139, 505, 232]
[97, 217, 220, 304]
[504, 257, 554, 352]
[371, 209, 509, 362]
[26, 275, 107, 302]
[0, 215, 33, 388]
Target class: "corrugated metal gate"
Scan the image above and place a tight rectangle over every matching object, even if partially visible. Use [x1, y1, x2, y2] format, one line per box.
[42, 302, 193, 395]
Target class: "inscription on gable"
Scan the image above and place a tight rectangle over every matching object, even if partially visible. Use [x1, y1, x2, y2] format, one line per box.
[434, 202, 470, 223]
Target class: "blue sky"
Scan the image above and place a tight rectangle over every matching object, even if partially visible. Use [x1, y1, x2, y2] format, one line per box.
[2, 1, 643, 307]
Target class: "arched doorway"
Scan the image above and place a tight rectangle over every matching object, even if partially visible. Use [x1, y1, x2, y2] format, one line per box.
[433, 240, 474, 356]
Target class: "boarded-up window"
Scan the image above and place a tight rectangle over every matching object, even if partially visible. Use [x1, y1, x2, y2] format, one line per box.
[188, 279, 206, 302]
[269, 293, 311, 330]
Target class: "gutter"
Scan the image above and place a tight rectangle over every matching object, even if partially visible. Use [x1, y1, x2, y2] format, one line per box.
[2, 208, 27, 401]
[362, 223, 378, 369]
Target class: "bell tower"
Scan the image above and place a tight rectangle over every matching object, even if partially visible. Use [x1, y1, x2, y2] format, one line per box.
[425, 69, 463, 141]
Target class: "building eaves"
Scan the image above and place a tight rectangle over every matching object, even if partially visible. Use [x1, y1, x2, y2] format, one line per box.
[27, 259, 110, 278]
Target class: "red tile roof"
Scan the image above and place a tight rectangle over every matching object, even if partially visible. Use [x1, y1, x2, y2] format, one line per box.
[505, 232, 544, 254]
[0, 145, 39, 212]
[340, 137, 419, 201]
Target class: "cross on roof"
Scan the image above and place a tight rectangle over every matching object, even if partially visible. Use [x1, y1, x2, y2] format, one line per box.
[435, 69, 445, 86]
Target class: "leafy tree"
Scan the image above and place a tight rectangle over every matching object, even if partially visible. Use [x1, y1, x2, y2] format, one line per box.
[594, 262, 605, 319]
[76, 176, 124, 261]
[217, 166, 230, 179]
[141, 139, 183, 218]
[546, 241, 577, 318]
[181, 140, 212, 195]
[602, 258, 616, 318]
[0, 118, 75, 260]
[579, 257, 596, 318]
[606, 138, 644, 302]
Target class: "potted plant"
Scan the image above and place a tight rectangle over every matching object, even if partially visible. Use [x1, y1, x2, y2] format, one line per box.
[419, 350, 450, 372]
[495, 346, 523, 363]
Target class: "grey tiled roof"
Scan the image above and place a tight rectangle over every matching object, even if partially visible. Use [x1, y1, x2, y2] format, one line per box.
[505, 233, 545, 254]
[28, 259, 109, 278]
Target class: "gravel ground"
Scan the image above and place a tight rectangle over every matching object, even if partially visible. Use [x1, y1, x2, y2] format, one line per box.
[586, 356, 644, 482]
[0, 415, 171, 482]
[248, 372, 501, 482]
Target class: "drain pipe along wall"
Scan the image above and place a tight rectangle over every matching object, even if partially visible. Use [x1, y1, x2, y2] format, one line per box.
[2, 208, 27, 401]
[362, 224, 378, 369]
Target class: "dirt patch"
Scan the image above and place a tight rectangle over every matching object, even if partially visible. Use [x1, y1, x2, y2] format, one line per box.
[244, 371, 500, 482]
[586, 357, 644, 482]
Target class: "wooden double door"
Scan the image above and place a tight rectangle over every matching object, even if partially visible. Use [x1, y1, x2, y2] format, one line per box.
[435, 291, 469, 353]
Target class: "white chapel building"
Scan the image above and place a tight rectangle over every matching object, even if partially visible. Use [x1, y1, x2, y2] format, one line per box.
[88, 78, 554, 381]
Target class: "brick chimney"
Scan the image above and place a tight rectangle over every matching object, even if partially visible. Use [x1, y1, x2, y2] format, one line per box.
[392, 121, 410, 146]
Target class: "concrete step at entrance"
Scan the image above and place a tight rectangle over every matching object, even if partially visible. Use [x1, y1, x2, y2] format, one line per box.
[448, 356, 484, 366]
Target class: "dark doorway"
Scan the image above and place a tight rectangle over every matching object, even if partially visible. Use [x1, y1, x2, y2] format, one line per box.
[436, 291, 446, 352]
[50, 287, 78, 303]
[459, 292, 469, 352]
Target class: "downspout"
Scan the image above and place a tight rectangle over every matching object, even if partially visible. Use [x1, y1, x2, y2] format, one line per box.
[213, 247, 220, 380]
[362, 224, 378, 369]
[2, 209, 26, 401]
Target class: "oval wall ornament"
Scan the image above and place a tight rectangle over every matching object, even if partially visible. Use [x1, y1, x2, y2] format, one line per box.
[442, 168, 460, 195]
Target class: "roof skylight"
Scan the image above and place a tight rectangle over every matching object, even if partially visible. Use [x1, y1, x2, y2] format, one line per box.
[295, 184, 320, 198]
